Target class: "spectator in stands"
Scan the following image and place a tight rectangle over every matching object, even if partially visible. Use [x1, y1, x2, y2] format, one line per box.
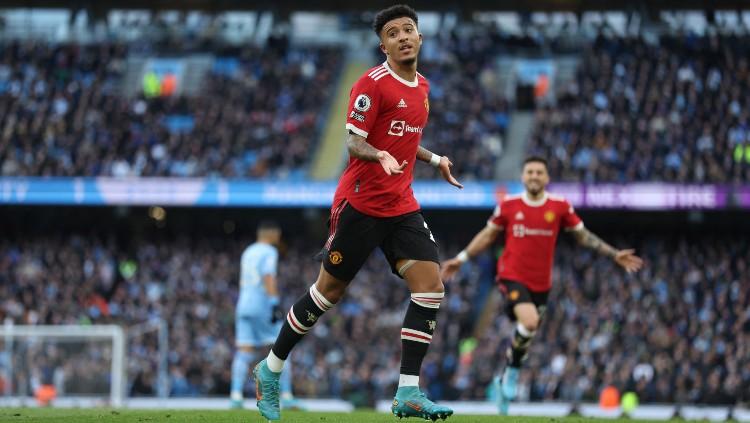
[1, 231, 748, 406]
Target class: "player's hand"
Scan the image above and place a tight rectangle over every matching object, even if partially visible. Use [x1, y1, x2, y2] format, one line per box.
[614, 249, 643, 274]
[376, 150, 407, 175]
[440, 258, 462, 282]
[437, 156, 463, 189]
[270, 303, 284, 324]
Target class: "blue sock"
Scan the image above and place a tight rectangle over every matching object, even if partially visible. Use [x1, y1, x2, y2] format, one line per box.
[230, 351, 255, 399]
[279, 362, 293, 397]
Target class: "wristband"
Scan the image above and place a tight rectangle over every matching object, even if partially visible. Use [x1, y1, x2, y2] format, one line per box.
[456, 250, 469, 263]
[429, 153, 441, 168]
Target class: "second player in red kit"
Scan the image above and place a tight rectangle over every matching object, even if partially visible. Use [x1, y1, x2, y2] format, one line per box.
[441, 156, 643, 415]
[254, 5, 461, 421]
[486, 188, 583, 292]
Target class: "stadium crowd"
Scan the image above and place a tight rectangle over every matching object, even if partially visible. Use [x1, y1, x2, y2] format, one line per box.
[0, 40, 341, 179]
[2, 31, 750, 183]
[528, 32, 750, 183]
[414, 26, 510, 181]
[0, 230, 747, 406]
[0, 34, 506, 182]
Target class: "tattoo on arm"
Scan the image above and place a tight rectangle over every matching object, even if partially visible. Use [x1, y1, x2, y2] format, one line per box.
[346, 131, 380, 161]
[574, 228, 617, 258]
[417, 146, 434, 163]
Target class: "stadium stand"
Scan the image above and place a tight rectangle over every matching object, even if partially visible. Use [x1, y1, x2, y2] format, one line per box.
[1, 230, 747, 405]
[0, 40, 341, 179]
[527, 33, 750, 183]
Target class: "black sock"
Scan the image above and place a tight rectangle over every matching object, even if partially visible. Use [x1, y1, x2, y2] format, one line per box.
[271, 285, 333, 360]
[507, 325, 534, 368]
[399, 293, 443, 376]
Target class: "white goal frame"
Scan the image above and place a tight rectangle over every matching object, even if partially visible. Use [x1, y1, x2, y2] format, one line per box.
[0, 324, 126, 407]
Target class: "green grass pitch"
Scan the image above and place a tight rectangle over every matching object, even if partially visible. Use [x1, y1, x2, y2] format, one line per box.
[0, 408, 680, 422]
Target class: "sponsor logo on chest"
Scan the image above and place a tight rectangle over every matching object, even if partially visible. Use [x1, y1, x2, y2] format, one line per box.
[388, 120, 422, 136]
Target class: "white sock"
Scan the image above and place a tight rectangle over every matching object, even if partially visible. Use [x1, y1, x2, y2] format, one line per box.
[266, 350, 285, 373]
[398, 374, 419, 387]
[230, 391, 243, 401]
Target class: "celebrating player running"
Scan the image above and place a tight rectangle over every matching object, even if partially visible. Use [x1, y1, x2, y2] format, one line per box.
[441, 156, 643, 414]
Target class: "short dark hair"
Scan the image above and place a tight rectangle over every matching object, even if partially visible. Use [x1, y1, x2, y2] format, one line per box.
[523, 156, 548, 168]
[258, 220, 280, 232]
[373, 4, 418, 37]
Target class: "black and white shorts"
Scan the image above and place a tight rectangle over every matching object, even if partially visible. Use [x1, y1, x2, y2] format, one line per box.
[498, 279, 550, 321]
[320, 200, 439, 282]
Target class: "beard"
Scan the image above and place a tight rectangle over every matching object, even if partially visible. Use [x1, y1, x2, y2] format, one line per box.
[526, 185, 543, 196]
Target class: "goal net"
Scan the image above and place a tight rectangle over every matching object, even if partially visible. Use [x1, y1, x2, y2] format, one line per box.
[0, 324, 126, 407]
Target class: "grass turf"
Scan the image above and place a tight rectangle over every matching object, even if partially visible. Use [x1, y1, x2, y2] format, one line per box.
[0, 409, 680, 423]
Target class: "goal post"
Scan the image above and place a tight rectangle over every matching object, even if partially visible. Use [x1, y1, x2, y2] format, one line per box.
[0, 323, 126, 407]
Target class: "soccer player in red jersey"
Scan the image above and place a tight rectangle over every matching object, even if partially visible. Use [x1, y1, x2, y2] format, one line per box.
[253, 5, 460, 421]
[440, 156, 643, 414]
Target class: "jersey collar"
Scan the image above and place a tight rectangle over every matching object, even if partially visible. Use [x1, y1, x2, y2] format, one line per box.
[383, 61, 419, 88]
[521, 191, 548, 207]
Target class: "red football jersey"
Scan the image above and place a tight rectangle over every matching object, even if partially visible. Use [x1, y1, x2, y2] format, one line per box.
[487, 192, 583, 292]
[333, 61, 430, 217]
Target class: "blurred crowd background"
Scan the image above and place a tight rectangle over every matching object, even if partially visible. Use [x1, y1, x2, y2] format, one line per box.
[2, 211, 748, 406]
[1, 3, 749, 409]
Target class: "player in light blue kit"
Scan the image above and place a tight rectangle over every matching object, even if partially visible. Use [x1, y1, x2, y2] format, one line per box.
[230, 221, 299, 409]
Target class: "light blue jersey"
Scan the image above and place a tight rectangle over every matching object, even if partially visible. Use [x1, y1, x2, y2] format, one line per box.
[236, 242, 278, 317]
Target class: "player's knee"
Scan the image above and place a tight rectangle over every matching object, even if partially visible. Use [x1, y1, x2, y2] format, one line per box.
[415, 277, 444, 294]
[314, 280, 346, 303]
[519, 317, 539, 333]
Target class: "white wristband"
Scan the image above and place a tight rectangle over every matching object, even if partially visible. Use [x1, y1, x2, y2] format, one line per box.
[429, 153, 442, 168]
[456, 250, 469, 263]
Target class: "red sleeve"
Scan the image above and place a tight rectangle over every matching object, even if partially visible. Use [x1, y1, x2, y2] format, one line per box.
[487, 203, 507, 230]
[562, 200, 583, 231]
[345, 75, 381, 139]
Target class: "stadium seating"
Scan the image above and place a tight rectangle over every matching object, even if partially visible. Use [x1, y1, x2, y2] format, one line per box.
[527, 33, 750, 182]
[1, 233, 747, 405]
[0, 41, 341, 179]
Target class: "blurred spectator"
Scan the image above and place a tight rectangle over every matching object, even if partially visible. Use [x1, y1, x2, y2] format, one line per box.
[528, 33, 750, 182]
[0, 40, 341, 179]
[416, 26, 510, 181]
[1, 231, 748, 406]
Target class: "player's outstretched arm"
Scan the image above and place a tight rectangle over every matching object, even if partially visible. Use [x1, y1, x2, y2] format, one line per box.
[416, 146, 463, 189]
[571, 227, 644, 274]
[346, 131, 407, 175]
[440, 225, 501, 281]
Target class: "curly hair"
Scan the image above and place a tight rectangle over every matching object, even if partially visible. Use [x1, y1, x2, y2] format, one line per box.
[372, 4, 418, 36]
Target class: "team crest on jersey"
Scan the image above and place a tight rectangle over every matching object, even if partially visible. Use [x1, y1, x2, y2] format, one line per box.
[424, 97, 429, 113]
[544, 211, 556, 223]
[515, 211, 524, 220]
[329, 251, 343, 265]
[509, 290, 520, 301]
[354, 94, 371, 112]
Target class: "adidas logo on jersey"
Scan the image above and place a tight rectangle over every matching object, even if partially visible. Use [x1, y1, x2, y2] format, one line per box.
[397, 98, 407, 108]
[515, 211, 525, 220]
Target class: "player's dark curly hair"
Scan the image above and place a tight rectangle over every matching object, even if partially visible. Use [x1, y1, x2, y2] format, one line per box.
[373, 4, 418, 36]
[523, 156, 548, 168]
